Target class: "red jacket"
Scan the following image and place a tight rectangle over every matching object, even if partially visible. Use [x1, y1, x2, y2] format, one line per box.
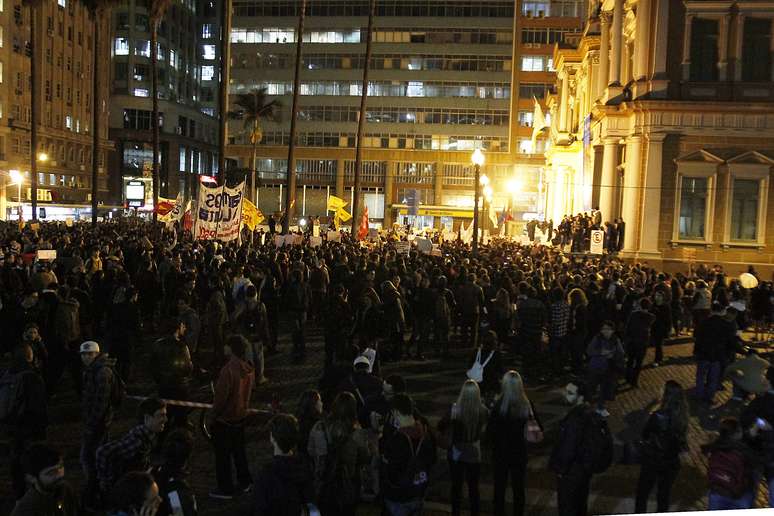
[212, 356, 254, 423]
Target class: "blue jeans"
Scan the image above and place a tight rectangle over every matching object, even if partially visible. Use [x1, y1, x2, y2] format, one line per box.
[768, 472, 774, 508]
[707, 490, 754, 510]
[384, 499, 424, 516]
[695, 360, 721, 402]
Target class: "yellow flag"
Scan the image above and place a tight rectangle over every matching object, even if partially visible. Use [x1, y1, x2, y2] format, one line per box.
[327, 195, 347, 212]
[241, 198, 265, 231]
[335, 207, 352, 223]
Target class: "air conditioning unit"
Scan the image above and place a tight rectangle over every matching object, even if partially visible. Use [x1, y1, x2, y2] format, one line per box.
[175, 127, 183, 134]
[525, 10, 533, 17]
[537, 10, 545, 17]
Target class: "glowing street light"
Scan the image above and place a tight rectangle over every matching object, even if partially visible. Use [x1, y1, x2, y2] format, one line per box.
[507, 178, 523, 194]
[38, 152, 49, 163]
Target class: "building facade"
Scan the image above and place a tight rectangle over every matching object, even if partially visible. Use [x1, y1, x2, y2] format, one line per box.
[107, 0, 220, 206]
[546, 0, 774, 273]
[227, 0, 583, 229]
[0, 0, 112, 220]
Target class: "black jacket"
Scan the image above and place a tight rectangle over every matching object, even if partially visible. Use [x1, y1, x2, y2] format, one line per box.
[549, 404, 592, 475]
[150, 336, 194, 399]
[252, 455, 314, 516]
[380, 422, 437, 503]
[5, 360, 47, 441]
[624, 310, 655, 350]
[155, 467, 198, 516]
[693, 314, 737, 363]
[741, 391, 774, 468]
[486, 401, 540, 464]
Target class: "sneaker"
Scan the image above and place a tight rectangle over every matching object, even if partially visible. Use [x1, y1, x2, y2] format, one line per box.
[596, 408, 610, 418]
[209, 490, 234, 500]
[652, 362, 660, 368]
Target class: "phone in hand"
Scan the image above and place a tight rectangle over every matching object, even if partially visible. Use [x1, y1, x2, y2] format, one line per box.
[756, 417, 769, 429]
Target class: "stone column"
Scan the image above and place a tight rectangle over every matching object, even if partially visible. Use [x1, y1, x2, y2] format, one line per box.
[335, 159, 345, 197]
[383, 161, 394, 227]
[733, 14, 745, 81]
[682, 14, 694, 80]
[771, 19, 774, 81]
[638, 133, 666, 256]
[609, 0, 624, 86]
[559, 71, 570, 131]
[621, 136, 641, 252]
[598, 138, 618, 223]
[598, 12, 611, 96]
[634, 0, 651, 80]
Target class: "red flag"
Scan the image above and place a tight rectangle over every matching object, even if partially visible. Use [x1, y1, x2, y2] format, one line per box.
[156, 200, 175, 216]
[183, 209, 193, 231]
[357, 206, 369, 240]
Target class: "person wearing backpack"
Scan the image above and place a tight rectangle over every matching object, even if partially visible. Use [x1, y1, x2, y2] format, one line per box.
[549, 382, 612, 516]
[741, 365, 774, 506]
[253, 414, 315, 516]
[380, 394, 437, 516]
[438, 380, 490, 516]
[702, 417, 761, 509]
[486, 370, 542, 516]
[468, 331, 503, 401]
[585, 320, 624, 417]
[3, 342, 48, 500]
[634, 380, 689, 513]
[308, 392, 371, 516]
[234, 285, 271, 384]
[337, 355, 384, 429]
[80, 340, 118, 509]
[434, 275, 456, 358]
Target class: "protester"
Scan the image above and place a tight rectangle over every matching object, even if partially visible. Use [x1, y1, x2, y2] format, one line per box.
[585, 321, 624, 417]
[96, 398, 168, 496]
[634, 380, 689, 513]
[439, 380, 489, 516]
[80, 340, 117, 509]
[252, 414, 315, 516]
[154, 429, 198, 516]
[234, 284, 270, 384]
[209, 335, 255, 500]
[10, 444, 78, 516]
[694, 302, 738, 405]
[486, 371, 541, 516]
[3, 342, 48, 500]
[624, 298, 655, 387]
[150, 317, 195, 429]
[740, 366, 774, 506]
[106, 471, 162, 516]
[380, 394, 437, 516]
[702, 418, 760, 510]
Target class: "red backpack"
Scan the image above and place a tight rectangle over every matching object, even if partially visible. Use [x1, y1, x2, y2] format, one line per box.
[708, 449, 749, 499]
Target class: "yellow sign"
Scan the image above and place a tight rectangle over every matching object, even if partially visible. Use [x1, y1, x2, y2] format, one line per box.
[241, 198, 265, 231]
[327, 195, 348, 212]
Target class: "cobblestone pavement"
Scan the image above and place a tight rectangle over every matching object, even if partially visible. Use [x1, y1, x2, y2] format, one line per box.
[1, 324, 771, 515]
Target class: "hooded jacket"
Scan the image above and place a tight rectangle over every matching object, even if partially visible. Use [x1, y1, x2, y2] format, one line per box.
[252, 455, 314, 516]
[380, 421, 437, 503]
[82, 353, 116, 431]
[212, 355, 255, 424]
[694, 314, 737, 363]
[150, 336, 194, 399]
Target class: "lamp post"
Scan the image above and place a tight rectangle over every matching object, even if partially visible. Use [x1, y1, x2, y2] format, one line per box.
[471, 148, 485, 254]
[9, 169, 23, 220]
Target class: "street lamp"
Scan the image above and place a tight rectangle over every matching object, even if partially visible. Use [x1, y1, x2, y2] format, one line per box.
[9, 169, 23, 220]
[471, 148, 485, 254]
[38, 152, 49, 163]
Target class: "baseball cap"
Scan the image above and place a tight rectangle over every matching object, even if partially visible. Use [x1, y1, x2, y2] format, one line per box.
[353, 356, 371, 368]
[80, 341, 100, 354]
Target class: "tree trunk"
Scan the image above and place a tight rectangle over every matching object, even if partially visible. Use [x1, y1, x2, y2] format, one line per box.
[91, 10, 100, 226]
[283, 0, 306, 234]
[151, 23, 160, 222]
[30, 6, 38, 220]
[218, 0, 232, 185]
[351, 0, 376, 234]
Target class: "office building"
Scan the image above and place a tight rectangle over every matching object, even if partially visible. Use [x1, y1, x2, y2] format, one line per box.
[107, 0, 220, 206]
[227, 0, 583, 229]
[546, 0, 774, 272]
[0, 0, 112, 220]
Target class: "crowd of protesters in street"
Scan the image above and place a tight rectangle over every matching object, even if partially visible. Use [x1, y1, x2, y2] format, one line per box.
[1, 217, 773, 516]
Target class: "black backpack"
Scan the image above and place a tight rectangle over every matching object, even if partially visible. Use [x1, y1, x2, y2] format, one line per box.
[319, 428, 358, 509]
[583, 413, 614, 474]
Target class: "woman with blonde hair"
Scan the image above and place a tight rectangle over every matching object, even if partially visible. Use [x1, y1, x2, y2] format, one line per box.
[439, 380, 490, 516]
[486, 371, 541, 516]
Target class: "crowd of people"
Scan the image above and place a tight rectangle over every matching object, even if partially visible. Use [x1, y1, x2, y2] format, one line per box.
[0, 217, 773, 516]
[552, 210, 626, 254]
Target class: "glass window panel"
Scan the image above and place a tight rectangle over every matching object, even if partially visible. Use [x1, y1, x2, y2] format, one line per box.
[678, 177, 708, 239]
[730, 179, 759, 241]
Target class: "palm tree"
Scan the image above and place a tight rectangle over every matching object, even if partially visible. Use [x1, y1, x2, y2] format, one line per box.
[283, 0, 307, 234]
[351, 0, 376, 234]
[150, 0, 172, 222]
[227, 88, 281, 203]
[85, 0, 116, 226]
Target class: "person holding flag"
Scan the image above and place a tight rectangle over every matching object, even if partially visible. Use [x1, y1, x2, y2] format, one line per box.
[357, 207, 370, 240]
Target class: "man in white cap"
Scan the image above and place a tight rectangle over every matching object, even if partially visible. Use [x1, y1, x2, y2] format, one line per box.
[338, 355, 383, 429]
[79, 340, 117, 509]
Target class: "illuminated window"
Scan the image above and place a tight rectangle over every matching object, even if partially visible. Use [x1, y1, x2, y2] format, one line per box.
[133, 88, 149, 97]
[65, 115, 72, 129]
[201, 65, 215, 81]
[202, 44, 216, 60]
[114, 37, 129, 55]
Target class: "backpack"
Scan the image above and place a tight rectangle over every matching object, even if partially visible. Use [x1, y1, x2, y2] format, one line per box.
[382, 432, 430, 494]
[319, 429, 358, 509]
[583, 413, 614, 474]
[708, 450, 749, 498]
[0, 369, 27, 424]
[466, 349, 494, 384]
[435, 292, 451, 322]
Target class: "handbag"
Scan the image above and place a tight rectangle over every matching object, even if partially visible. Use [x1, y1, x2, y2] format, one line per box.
[524, 406, 544, 444]
[466, 348, 494, 383]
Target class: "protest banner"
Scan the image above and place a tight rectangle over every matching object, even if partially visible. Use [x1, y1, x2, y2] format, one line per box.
[396, 241, 410, 255]
[590, 230, 604, 255]
[241, 198, 264, 231]
[415, 237, 432, 254]
[328, 230, 341, 242]
[194, 182, 245, 242]
[274, 235, 284, 247]
[310, 236, 322, 247]
[36, 249, 57, 260]
[65, 217, 74, 227]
